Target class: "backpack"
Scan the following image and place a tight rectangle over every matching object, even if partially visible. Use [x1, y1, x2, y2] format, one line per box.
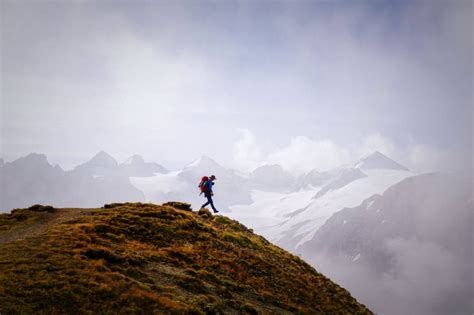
[199, 176, 209, 193]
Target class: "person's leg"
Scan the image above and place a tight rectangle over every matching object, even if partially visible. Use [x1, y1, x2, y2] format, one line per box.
[201, 193, 211, 209]
[208, 195, 218, 213]
[201, 199, 210, 208]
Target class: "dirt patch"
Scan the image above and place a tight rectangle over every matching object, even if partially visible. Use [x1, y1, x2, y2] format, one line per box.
[0, 208, 94, 245]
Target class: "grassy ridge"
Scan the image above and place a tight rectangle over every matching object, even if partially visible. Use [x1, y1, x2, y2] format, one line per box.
[0, 202, 373, 314]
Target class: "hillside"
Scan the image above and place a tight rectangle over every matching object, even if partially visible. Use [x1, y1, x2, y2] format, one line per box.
[0, 202, 372, 314]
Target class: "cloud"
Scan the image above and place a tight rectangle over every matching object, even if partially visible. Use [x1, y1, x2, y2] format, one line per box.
[266, 136, 351, 175]
[231, 129, 469, 175]
[231, 130, 352, 174]
[231, 129, 263, 172]
[2, 1, 471, 172]
[406, 144, 441, 173]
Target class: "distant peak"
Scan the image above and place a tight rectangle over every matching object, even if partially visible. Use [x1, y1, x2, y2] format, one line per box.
[355, 151, 409, 171]
[7, 153, 51, 168]
[364, 151, 385, 159]
[26, 152, 47, 158]
[200, 155, 217, 163]
[87, 151, 118, 166]
[24, 153, 49, 163]
[93, 150, 113, 158]
[187, 155, 219, 167]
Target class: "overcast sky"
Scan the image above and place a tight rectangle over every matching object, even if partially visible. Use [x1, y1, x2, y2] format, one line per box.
[1, 0, 472, 174]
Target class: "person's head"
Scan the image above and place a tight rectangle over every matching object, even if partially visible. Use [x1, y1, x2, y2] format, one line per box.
[210, 175, 216, 180]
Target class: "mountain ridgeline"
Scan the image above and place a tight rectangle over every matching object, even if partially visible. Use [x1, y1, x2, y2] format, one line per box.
[0, 150, 409, 213]
[0, 202, 373, 314]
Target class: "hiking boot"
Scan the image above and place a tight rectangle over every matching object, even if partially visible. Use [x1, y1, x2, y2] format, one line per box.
[213, 210, 219, 214]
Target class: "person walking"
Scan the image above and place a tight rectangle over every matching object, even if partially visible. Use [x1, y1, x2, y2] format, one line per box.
[199, 175, 219, 213]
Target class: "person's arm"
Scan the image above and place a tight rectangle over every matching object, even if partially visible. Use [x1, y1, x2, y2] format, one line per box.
[209, 181, 214, 193]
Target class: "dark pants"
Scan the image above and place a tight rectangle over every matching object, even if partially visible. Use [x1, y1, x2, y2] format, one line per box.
[201, 193, 217, 212]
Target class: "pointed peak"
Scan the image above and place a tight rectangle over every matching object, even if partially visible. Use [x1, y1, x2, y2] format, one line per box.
[355, 151, 409, 171]
[23, 153, 49, 163]
[26, 152, 47, 158]
[364, 150, 385, 159]
[200, 155, 217, 163]
[93, 150, 114, 158]
[87, 151, 118, 166]
[187, 155, 220, 168]
[6, 153, 51, 168]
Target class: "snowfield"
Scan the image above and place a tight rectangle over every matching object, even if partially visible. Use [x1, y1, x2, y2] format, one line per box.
[228, 168, 414, 250]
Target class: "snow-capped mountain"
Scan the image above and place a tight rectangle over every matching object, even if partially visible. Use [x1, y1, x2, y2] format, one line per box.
[299, 172, 473, 315]
[229, 151, 415, 252]
[354, 150, 409, 171]
[119, 154, 168, 177]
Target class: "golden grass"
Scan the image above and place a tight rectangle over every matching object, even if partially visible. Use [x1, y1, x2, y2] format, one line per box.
[0, 202, 373, 314]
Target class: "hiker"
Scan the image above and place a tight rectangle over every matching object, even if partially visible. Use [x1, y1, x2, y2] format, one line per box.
[199, 175, 219, 213]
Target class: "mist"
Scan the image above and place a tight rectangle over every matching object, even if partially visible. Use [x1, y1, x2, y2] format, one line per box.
[302, 173, 473, 315]
[1, 0, 472, 174]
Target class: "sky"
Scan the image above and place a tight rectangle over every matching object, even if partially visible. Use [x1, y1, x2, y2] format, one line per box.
[1, 0, 472, 174]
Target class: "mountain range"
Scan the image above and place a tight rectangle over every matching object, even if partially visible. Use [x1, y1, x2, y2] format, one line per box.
[1, 150, 472, 314]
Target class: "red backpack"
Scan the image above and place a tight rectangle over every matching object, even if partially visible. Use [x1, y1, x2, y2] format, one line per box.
[199, 176, 209, 193]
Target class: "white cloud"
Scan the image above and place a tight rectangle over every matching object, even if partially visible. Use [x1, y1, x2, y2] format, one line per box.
[267, 137, 351, 174]
[231, 130, 464, 175]
[231, 129, 264, 173]
[232, 130, 351, 175]
[407, 144, 440, 173]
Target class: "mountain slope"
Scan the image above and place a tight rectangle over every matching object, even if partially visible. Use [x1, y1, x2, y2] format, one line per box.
[230, 165, 414, 252]
[0, 202, 372, 314]
[299, 173, 473, 315]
